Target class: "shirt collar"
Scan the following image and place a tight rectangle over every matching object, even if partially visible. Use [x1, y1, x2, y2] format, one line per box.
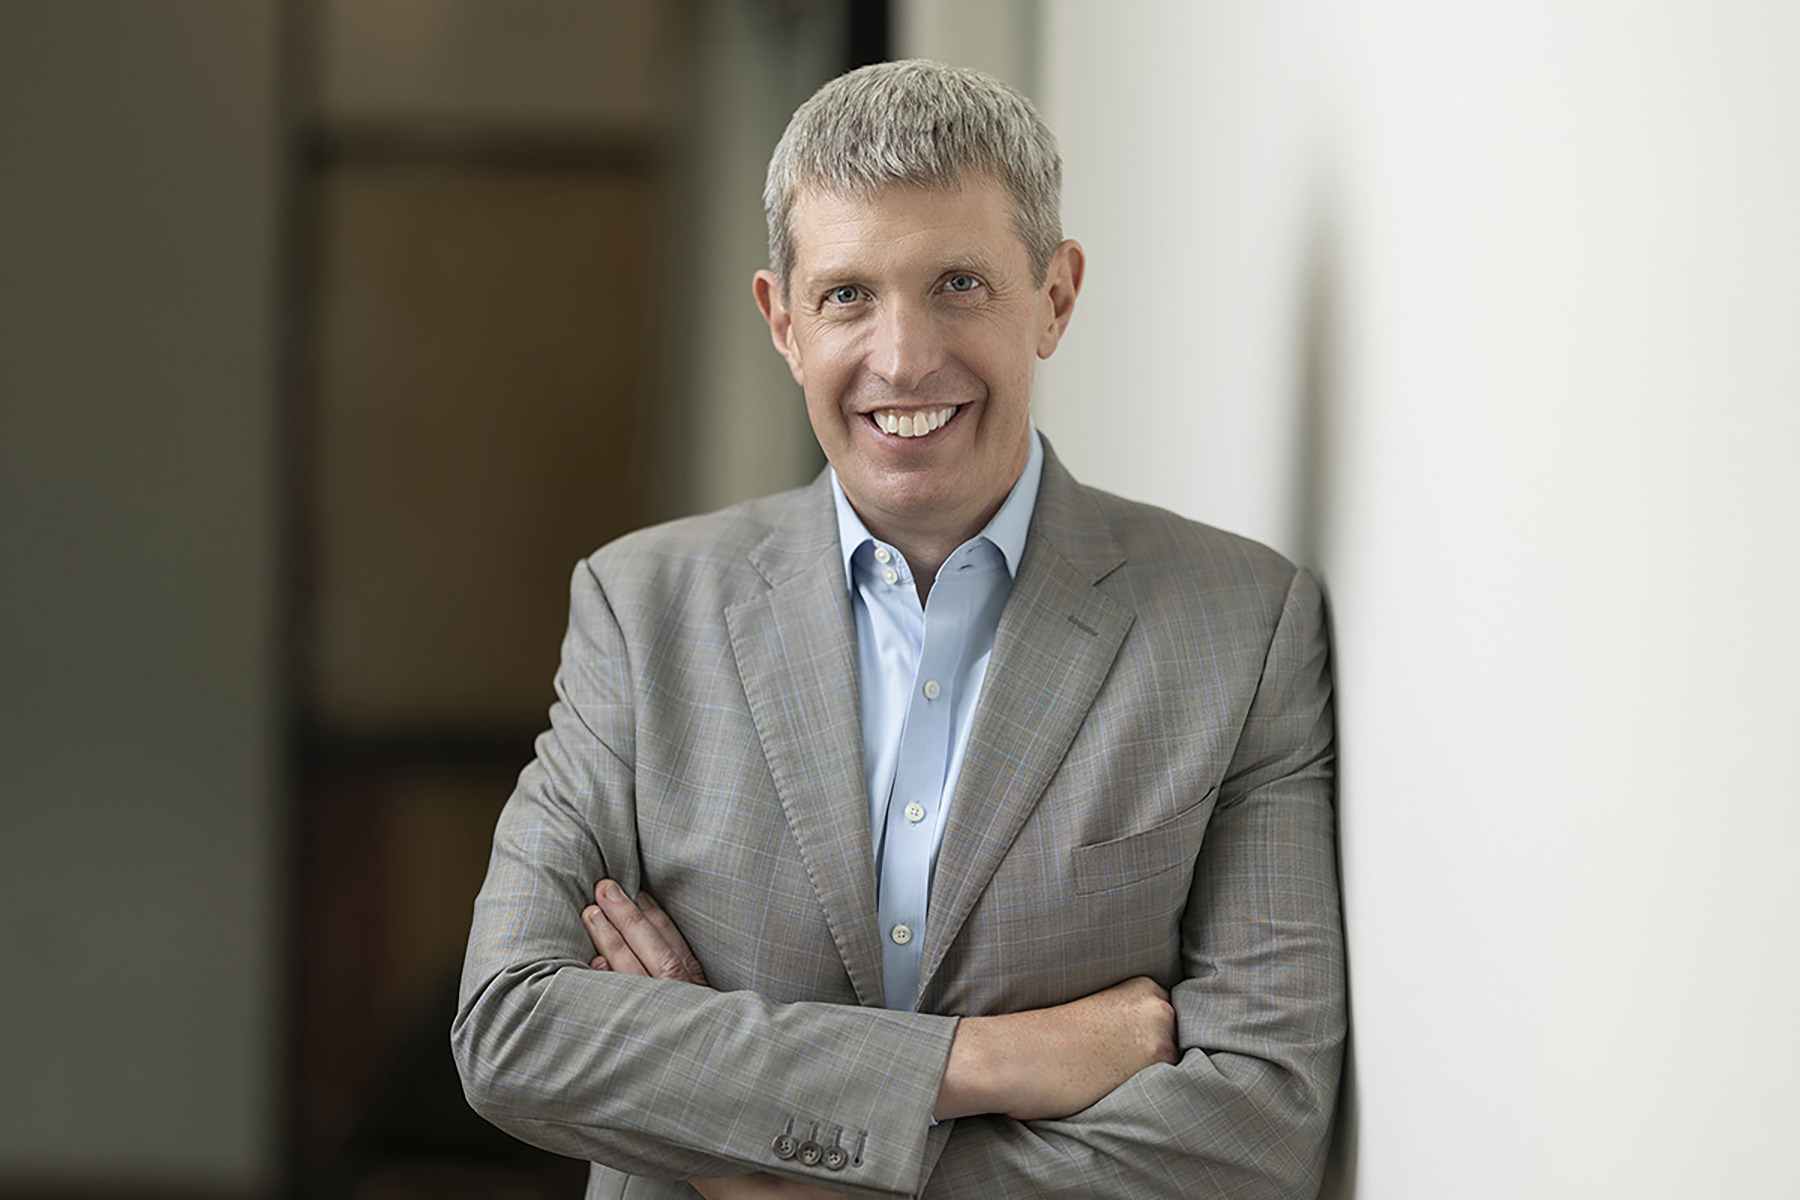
[830, 424, 1044, 591]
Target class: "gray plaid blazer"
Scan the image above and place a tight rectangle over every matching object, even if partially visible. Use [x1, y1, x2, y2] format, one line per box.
[454, 443, 1345, 1199]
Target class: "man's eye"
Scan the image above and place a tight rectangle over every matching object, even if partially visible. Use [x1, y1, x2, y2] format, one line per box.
[824, 285, 862, 305]
[945, 274, 981, 293]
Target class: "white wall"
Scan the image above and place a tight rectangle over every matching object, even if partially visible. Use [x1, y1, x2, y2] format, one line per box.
[1036, 3, 1327, 556]
[1323, 5, 1800, 1194]
[913, 1, 1800, 1194]
[0, 3, 283, 1190]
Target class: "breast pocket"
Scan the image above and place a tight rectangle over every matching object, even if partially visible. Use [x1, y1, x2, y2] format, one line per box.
[1070, 785, 1217, 897]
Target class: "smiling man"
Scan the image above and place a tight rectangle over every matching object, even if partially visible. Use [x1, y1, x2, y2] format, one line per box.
[455, 61, 1345, 1200]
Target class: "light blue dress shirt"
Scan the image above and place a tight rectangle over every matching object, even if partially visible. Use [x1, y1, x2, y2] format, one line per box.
[830, 428, 1045, 1011]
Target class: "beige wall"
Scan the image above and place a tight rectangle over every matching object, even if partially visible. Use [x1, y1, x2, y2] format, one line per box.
[0, 1, 284, 1189]
[676, 0, 843, 513]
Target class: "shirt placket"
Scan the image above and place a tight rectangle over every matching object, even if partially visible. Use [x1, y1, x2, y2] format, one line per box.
[876, 560, 970, 1011]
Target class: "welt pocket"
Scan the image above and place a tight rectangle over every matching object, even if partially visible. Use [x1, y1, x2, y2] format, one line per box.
[1070, 786, 1217, 897]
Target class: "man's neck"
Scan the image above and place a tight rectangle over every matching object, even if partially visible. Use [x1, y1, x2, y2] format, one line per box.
[872, 517, 989, 604]
[831, 429, 1042, 605]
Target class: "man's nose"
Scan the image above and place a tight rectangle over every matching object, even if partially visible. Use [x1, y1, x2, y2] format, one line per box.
[867, 298, 944, 388]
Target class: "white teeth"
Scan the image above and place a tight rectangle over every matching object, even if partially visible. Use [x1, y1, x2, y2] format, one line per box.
[872, 406, 957, 439]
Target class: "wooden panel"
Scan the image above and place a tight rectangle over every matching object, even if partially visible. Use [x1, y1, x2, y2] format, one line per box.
[308, 165, 656, 730]
[319, 0, 676, 133]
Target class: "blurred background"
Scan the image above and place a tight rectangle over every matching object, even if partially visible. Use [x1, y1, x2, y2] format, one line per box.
[2, 2, 1796, 1199]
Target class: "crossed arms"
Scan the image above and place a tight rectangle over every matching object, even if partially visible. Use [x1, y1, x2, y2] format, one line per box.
[582, 882, 1180, 1198]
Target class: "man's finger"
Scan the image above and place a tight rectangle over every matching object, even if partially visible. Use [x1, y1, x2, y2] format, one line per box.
[594, 880, 685, 978]
[586, 880, 708, 985]
[583, 903, 647, 975]
[637, 889, 708, 985]
[638, 894, 699, 970]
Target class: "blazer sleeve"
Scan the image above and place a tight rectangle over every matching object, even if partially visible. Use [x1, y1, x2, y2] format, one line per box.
[921, 566, 1345, 1199]
[452, 559, 960, 1199]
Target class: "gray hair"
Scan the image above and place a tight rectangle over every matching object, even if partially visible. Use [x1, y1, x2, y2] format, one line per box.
[764, 59, 1063, 289]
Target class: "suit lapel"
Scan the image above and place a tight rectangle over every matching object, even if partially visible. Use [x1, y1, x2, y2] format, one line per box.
[726, 478, 885, 1006]
[919, 447, 1134, 1001]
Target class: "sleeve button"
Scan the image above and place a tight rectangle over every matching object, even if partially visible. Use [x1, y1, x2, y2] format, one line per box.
[822, 1145, 849, 1171]
[798, 1141, 824, 1167]
[771, 1133, 797, 1160]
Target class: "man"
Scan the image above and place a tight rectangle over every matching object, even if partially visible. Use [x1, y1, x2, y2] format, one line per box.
[455, 60, 1344, 1199]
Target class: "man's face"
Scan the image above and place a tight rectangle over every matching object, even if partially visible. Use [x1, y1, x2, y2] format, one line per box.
[754, 178, 1082, 548]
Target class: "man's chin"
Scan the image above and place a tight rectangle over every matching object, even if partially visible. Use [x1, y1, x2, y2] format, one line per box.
[839, 469, 991, 532]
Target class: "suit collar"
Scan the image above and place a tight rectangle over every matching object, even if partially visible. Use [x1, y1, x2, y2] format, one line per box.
[746, 472, 840, 587]
[1024, 435, 1128, 586]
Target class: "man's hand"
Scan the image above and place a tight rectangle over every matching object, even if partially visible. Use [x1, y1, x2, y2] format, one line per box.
[934, 975, 1178, 1122]
[582, 880, 708, 986]
[582, 879, 1176, 1125]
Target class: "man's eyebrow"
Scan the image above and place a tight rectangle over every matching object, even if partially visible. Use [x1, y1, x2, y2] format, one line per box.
[938, 252, 1002, 277]
[794, 264, 856, 291]
[799, 252, 1006, 291]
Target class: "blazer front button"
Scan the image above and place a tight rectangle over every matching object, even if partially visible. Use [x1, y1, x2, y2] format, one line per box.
[890, 923, 913, 945]
[771, 1133, 797, 1160]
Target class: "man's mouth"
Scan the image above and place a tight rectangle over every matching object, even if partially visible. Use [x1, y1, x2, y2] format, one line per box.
[868, 405, 960, 439]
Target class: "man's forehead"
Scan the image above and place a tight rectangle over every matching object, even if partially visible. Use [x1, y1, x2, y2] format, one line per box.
[787, 179, 1025, 276]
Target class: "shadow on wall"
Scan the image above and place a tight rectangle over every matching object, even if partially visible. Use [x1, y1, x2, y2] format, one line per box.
[1298, 175, 1357, 1200]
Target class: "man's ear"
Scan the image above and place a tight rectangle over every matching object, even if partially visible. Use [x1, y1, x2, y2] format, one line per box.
[1036, 239, 1086, 359]
[753, 269, 804, 385]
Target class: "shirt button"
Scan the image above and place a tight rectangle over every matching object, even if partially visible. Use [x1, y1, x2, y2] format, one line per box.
[890, 923, 913, 946]
[904, 802, 926, 823]
[922, 679, 941, 700]
[874, 546, 891, 564]
[883, 567, 899, 585]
